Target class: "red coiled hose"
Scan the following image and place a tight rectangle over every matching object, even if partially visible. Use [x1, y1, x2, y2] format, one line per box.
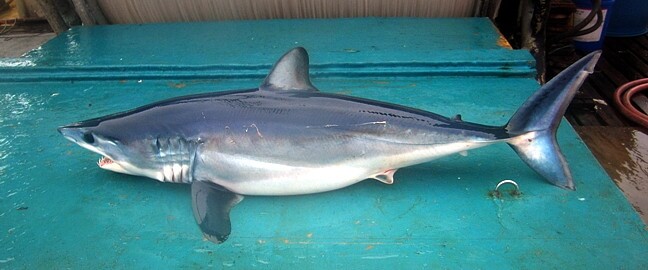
[613, 78, 648, 127]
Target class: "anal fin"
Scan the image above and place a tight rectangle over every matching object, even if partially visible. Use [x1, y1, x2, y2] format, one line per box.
[370, 169, 397, 184]
[191, 181, 243, 243]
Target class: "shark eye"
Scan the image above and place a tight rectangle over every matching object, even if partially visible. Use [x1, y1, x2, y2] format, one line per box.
[82, 132, 95, 144]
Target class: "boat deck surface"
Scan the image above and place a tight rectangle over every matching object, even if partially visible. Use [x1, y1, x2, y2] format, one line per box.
[1, 18, 646, 268]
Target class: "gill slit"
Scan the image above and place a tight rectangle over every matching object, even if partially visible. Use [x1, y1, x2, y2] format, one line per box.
[155, 136, 198, 184]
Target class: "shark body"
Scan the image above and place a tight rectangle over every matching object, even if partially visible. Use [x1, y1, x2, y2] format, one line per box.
[59, 48, 600, 243]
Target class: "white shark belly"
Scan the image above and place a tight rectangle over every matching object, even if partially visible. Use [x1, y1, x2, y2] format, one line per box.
[194, 140, 493, 196]
[217, 163, 369, 196]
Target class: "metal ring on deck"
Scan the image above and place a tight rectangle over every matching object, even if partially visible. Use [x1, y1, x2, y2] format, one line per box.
[495, 179, 520, 193]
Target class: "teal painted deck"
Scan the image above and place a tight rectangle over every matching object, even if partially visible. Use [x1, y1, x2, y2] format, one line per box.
[0, 18, 646, 268]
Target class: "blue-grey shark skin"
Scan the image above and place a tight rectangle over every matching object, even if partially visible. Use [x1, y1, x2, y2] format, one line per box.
[58, 47, 601, 243]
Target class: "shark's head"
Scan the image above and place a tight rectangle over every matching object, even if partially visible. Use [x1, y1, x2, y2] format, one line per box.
[58, 116, 178, 182]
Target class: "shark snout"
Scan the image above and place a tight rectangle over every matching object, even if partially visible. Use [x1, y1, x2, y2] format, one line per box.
[58, 125, 96, 146]
[58, 126, 81, 142]
[58, 125, 118, 166]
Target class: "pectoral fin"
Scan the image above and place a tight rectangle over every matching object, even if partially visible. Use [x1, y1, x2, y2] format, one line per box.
[191, 181, 243, 243]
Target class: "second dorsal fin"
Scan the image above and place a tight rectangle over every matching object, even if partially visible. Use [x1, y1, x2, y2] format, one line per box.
[260, 47, 318, 92]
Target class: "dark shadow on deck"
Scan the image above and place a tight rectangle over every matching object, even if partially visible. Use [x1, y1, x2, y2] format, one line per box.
[550, 34, 648, 225]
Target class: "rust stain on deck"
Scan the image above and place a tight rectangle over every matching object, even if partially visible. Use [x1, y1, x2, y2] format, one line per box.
[497, 36, 512, 49]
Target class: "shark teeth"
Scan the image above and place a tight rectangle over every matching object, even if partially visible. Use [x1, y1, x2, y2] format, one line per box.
[97, 156, 113, 167]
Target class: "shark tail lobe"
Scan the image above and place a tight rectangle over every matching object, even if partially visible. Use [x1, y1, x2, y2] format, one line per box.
[505, 51, 601, 190]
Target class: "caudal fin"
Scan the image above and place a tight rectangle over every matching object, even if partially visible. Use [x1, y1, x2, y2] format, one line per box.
[506, 51, 601, 190]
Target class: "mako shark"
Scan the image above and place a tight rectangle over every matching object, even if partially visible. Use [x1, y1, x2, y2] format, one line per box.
[59, 47, 600, 243]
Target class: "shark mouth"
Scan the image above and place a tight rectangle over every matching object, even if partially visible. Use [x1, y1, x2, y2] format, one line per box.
[97, 156, 114, 168]
[96, 156, 130, 175]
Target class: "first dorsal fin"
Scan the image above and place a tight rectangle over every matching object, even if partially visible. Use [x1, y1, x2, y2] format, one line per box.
[260, 47, 318, 92]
